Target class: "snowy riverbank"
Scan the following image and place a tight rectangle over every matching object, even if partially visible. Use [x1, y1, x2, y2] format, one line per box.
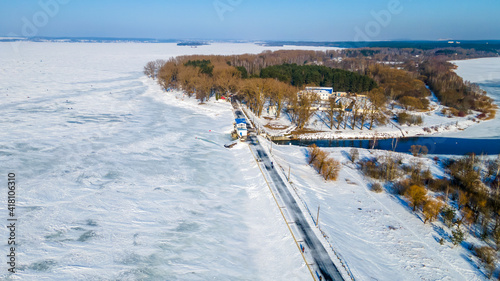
[242, 99, 481, 141]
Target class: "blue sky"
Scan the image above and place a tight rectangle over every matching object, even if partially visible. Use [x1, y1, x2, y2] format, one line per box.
[1, 0, 499, 41]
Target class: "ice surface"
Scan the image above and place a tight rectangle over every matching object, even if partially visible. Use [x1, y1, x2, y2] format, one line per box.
[452, 57, 500, 83]
[0, 42, 343, 280]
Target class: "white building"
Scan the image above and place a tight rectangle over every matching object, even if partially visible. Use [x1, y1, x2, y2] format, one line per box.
[303, 87, 333, 100]
[300, 87, 348, 101]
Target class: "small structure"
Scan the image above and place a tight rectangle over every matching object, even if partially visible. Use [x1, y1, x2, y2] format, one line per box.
[234, 118, 248, 139]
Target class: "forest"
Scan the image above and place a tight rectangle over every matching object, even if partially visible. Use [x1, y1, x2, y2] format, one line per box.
[419, 59, 496, 118]
[264, 40, 500, 54]
[259, 63, 377, 92]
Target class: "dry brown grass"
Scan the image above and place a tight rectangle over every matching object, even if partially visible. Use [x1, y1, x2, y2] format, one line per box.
[291, 128, 323, 135]
[264, 124, 288, 130]
[308, 145, 341, 181]
[485, 106, 497, 120]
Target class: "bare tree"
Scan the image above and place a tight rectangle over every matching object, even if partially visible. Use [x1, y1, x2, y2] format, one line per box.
[177, 66, 200, 97]
[154, 59, 166, 72]
[144, 61, 156, 79]
[326, 97, 337, 129]
[158, 61, 180, 90]
[269, 81, 296, 118]
[192, 74, 212, 103]
[405, 184, 428, 211]
[423, 199, 444, 223]
[242, 78, 270, 117]
[336, 100, 344, 130]
[290, 91, 319, 129]
[350, 99, 360, 130]
[359, 98, 369, 130]
[321, 158, 341, 180]
[368, 104, 379, 130]
[214, 65, 240, 100]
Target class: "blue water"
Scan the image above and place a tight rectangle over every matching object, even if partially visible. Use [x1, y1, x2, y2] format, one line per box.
[277, 137, 500, 155]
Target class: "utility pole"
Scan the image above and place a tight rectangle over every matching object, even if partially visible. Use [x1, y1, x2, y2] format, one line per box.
[288, 166, 291, 182]
[316, 205, 320, 227]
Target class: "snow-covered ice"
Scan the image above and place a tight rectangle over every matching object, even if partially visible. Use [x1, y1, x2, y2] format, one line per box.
[452, 57, 500, 83]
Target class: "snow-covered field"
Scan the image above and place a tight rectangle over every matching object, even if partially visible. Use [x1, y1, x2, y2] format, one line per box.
[0, 42, 348, 280]
[265, 141, 489, 280]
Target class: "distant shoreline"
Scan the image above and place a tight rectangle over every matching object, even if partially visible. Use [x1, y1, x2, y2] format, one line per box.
[2, 37, 499, 50]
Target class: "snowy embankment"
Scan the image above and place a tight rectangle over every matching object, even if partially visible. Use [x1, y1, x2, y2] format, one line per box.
[263, 140, 488, 281]
[243, 100, 478, 140]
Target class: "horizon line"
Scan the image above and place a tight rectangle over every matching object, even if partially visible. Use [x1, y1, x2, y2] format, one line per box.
[2, 36, 500, 43]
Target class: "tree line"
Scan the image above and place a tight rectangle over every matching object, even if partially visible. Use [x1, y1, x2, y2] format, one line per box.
[307, 144, 341, 180]
[146, 53, 383, 130]
[259, 63, 377, 92]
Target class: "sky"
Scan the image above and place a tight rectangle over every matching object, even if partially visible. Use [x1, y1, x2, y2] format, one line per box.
[1, 0, 499, 41]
